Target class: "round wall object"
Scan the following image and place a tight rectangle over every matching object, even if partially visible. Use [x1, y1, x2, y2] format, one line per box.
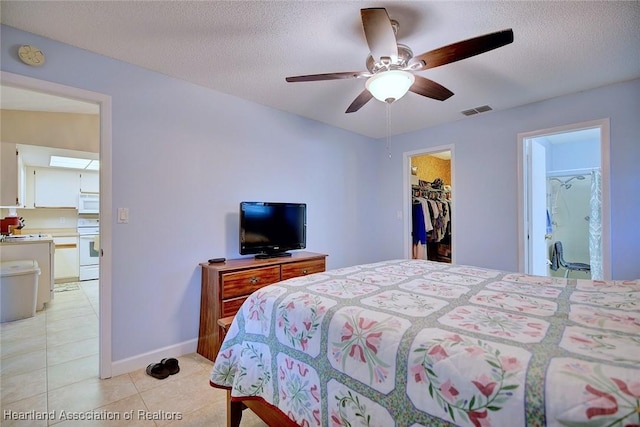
[18, 45, 45, 66]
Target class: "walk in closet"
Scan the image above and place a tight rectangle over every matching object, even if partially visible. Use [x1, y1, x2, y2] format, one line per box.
[410, 152, 452, 263]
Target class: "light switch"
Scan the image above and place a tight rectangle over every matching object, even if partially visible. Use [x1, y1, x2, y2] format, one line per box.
[117, 208, 129, 224]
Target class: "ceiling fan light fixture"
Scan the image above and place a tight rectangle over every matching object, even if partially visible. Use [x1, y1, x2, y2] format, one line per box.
[365, 70, 415, 103]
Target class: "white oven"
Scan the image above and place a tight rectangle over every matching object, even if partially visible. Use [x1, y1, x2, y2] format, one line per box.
[78, 193, 99, 214]
[77, 217, 99, 280]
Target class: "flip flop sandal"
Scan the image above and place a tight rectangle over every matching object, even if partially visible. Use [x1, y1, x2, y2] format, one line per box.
[161, 357, 180, 375]
[146, 363, 170, 380]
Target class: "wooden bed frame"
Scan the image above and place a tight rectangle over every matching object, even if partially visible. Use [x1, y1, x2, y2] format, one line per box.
[226, 390, 297, 427]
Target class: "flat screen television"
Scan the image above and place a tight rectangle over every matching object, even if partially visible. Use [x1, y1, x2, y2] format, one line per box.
[239, 201, 307, 259]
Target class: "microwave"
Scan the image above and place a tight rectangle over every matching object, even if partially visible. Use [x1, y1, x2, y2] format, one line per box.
[78, 193, 99, 214]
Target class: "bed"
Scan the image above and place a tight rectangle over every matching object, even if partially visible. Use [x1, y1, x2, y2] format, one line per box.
[209, 259, 640, 427]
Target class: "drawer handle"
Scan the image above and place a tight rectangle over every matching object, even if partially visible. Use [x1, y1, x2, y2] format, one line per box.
[302, 269, 308, 275]
[55, 243, 77, 249]
[249, 277, 259, 285]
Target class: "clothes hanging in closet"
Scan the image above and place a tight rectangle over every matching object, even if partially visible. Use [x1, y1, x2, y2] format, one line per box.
[428, 198, 450, 243]
[412, 184, 452, 260]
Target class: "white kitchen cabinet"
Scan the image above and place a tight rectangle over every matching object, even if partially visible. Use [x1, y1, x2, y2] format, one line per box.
[79, 171, 99, 193]
[53, 236, 79, 282]
[31, 167, 80, 208]
[1, 142, 19, 206]
[17, 153, 26, 207]
[24, 166, 35, 208]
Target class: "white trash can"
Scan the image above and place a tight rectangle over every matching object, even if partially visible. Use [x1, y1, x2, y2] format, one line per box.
[0, 260, 41, 322]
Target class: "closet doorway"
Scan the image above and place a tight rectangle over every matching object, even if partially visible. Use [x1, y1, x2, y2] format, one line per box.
[404, 145, 454, 263]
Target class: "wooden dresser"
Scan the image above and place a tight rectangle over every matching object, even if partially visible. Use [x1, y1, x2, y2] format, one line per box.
[197, 251, 327, 361]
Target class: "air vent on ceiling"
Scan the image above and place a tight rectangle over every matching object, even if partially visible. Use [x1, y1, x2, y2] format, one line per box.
[461, 105, 493, 116]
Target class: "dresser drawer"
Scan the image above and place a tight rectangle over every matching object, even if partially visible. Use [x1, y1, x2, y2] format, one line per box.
[281, 258, 326, 280]
[221, 297, 248, 317]
[221, 265, 281, 299]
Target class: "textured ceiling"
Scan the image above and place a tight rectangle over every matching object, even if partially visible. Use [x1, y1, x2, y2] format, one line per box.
[1, 1, 639, 138]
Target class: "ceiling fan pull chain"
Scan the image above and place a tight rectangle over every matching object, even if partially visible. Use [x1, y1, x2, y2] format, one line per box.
[386, 103, 392, 159]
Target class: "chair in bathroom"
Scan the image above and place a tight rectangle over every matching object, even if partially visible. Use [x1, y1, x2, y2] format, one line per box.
[553, 241, 591, 278]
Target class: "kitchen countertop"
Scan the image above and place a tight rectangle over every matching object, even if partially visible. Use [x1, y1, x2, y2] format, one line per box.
[1, 228, 80, 244]
[0, 234, 54, 244]
[18, 228, 78, 237]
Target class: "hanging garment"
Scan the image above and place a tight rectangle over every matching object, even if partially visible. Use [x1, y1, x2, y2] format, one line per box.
[413, 196, 433, 232]
[412, 202, 427, 245]
[412, 200, 428, 260]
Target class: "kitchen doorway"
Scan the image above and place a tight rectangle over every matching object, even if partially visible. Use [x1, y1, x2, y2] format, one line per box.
[1, 71, 113, 378]
[403, 145, 455, 263]
[518, 119, 611, 280]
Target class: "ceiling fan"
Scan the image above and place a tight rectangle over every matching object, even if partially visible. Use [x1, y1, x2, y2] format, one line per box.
[285, 8, 514, 113]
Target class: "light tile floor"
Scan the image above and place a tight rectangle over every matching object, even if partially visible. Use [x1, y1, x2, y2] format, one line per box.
[1, 281, 266, 426]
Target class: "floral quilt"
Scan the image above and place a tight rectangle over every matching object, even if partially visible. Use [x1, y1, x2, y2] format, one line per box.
[210, 259, 640, 427]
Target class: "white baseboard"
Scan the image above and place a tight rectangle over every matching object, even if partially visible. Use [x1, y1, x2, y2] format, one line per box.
[109, 338, 198, 377]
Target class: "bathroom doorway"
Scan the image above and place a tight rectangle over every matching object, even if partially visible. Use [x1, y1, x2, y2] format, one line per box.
[518, 119, 611, 280]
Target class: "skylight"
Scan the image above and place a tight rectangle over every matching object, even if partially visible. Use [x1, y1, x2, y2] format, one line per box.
[86, 160, 100, 170]
[50, 155, 99, 170]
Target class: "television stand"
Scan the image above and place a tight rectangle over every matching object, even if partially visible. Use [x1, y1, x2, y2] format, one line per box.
[254, 252, 292, 259]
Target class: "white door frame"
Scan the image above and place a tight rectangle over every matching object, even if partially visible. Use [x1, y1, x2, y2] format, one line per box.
[527, 138, 548, 276]
[402, 144, 455, 262]
[1, 71, 113, 378]
[517, 118, 611, 279]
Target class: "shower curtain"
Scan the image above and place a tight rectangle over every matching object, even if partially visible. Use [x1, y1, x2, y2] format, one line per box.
[589, 169, 603, 279]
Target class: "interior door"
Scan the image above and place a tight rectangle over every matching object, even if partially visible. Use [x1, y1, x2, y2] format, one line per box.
[528, 139, 548, 275]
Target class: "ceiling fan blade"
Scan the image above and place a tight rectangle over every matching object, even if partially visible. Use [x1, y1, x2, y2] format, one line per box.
[361, 8, 398, 63]
[409, 76, 454, 101]
[410, 29, 514, 71]
[286, 71, 371, 82]
[345, 90, 373, 113]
